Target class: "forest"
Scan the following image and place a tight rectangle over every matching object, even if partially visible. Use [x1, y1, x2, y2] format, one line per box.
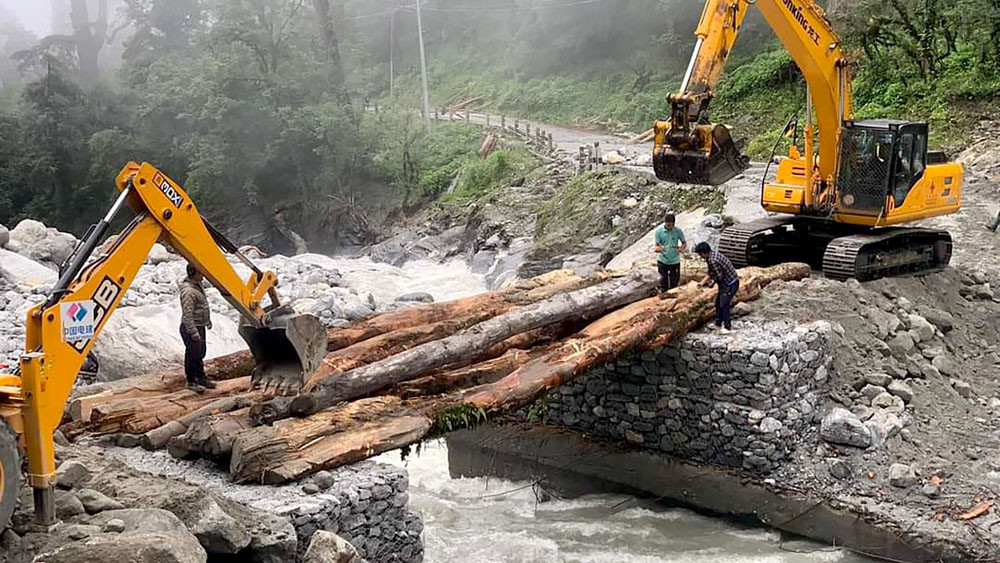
[1, 0, 999, 250]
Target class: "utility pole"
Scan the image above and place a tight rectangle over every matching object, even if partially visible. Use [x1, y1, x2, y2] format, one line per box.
[389, 9, 395, 100]
[415, 0, 432, 133]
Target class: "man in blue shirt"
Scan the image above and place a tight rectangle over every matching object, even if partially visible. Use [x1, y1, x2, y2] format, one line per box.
[654, 213, 686, 294]
[695, 242, 740, 333]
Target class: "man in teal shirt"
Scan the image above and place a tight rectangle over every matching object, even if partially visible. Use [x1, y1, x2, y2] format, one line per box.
[654, 213, 686, 293]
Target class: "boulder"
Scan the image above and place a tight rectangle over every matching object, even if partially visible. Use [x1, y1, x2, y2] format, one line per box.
[907, 314, 936, 342]
[952, 379, 973, 398]
[91, 305, 245, 380]
[33, 530, 205, 563]
[313, 471, 336, 491]
[0, 248, 56, 289]
[820, 408, 871, 448]
[56, 460, 91, 490]
[931, 355, 958, 377]
[887, 380, 914, 404]
[303, 530, 361, 563]
[161, 494, 251, 554]
[827, 458, 852, 480]
[888, 463, 918, 488]
[916, 306, 953, 333]
[76, 489, 125, 514]
[148, 243, 177, 265]
[0, 223, 8, 248]
[55, 491, 86, 519]
[864, 373, 892, 387]
[245, 511, 296, 563]
[860, 384, 885, 400]
[886, 332, 915, 358]
[10, 219, 78, 265]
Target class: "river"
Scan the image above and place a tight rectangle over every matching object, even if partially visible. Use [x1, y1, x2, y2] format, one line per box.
[356, 258, 870, 563]
[376, 440, 871, 563]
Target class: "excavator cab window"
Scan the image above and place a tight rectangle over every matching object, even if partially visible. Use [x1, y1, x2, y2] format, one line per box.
[891, 125, 928, 207]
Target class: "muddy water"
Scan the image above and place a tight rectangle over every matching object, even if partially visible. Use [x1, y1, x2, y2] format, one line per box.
[376, 441, 871, 563]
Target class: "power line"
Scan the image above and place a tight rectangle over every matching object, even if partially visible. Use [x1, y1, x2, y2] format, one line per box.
[349, 0, 622, 20]
[418, 0, 614, 13]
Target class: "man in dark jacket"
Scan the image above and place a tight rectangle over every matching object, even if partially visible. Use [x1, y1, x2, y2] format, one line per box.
[179, 264, 217, 392]
[694, 242, 740, 333]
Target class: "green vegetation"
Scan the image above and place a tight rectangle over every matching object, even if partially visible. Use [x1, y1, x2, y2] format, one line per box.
[4, 0, 1000, 245]
[431, 404, 488, 434]
[531, 169, 724, 261]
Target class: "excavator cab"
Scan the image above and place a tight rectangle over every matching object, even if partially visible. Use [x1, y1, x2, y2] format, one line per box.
[835, 120, 931, 215]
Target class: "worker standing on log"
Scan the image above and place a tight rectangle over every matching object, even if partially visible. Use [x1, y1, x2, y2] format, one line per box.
[695, 242, 739, 334]
[179, 264, 217, 393]
[654, 213, 687, 295]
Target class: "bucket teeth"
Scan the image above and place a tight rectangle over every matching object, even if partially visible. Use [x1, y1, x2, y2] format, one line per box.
[653, 123, 749, 186]
[240, 307, 325, 392]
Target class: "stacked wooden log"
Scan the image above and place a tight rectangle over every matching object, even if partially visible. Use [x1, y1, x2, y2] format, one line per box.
[65, 263, 810, 485]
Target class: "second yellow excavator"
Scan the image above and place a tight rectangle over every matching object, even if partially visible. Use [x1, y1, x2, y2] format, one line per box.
[653, 0, 963, 281]
[0, 163, 327, 526]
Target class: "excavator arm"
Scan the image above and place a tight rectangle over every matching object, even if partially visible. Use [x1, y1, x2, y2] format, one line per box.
[0, 162, 325, 525]
[654, 0, 853, 197]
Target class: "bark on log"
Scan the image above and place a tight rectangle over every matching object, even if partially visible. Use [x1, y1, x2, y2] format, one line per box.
[251, 270, 655, 425]
[324, 269, 594, 352]
[169, 409, 255, 460]
[230, 264, 808, 483]
[139, 396, 251, 450]
[65, 378, 255, 437]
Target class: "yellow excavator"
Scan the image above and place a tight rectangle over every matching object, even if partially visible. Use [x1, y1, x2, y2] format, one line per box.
[0, 162, 327, 526]
[653, 0, 963, 281]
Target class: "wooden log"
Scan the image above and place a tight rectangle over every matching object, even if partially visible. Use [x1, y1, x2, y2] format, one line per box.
[626, 128, 655, 145]
[169, 409, 255, 460]
[251, 270, 657, 425]
[463, 264, 810, 412]
[65, 377, 255, 437]
[68, 350, 256, 422]
[230, 264, 809, 484]
[139, 395, 251, 450]
[324, 269, 591, 352]
[64, 270, 593, 434]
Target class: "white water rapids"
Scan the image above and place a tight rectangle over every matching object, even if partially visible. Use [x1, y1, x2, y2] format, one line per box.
[376, 441, 870, 563]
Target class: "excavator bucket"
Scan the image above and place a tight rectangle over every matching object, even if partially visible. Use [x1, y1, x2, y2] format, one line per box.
[240, 306, 326, 392]
[654, 123, 750, 186]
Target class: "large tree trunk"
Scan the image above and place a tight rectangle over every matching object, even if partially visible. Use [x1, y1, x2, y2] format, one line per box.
[69, 0, 106, 81]
[250, 270, 656, 425]
[312, 0, 355, 124]
[229, 264, 810, 483]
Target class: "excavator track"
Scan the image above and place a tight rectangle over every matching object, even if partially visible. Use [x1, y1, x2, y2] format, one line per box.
[720, 218, 952, 282]
[718, 217, 797, 268]
[822, 228, 952, 282]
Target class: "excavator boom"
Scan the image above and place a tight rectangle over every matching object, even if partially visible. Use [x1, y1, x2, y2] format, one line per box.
[0, 162, 325, 525]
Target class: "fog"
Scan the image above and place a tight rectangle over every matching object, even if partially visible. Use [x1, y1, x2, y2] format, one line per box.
[0, 0, 50, 37]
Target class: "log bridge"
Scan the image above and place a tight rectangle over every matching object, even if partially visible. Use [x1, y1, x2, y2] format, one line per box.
[63, 263, 810, 485]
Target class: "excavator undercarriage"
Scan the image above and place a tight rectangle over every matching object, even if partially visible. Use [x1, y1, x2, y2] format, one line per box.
[718, 217, 953, 281]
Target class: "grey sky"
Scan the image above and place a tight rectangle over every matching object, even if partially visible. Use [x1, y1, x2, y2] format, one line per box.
[0, 0, 50, 37]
